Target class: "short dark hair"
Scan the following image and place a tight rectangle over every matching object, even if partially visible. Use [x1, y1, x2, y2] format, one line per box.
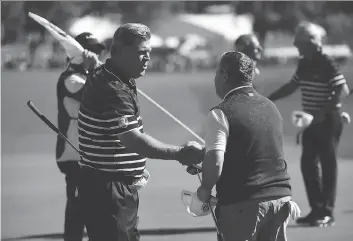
[219, 51, 255, 85]
[112, 23, 151, 47]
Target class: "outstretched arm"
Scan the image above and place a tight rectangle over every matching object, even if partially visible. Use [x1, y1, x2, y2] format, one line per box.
[119, 129, 203, 164]
[268, 80, 298, 102]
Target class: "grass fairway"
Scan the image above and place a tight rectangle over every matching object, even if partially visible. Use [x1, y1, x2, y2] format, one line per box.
[1, 63, 353, 240]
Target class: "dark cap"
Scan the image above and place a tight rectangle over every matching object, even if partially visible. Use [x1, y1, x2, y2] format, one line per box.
[75, 32, 105, 54]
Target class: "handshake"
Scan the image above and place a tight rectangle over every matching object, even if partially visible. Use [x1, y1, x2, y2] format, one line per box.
[176, 141, 205, 166]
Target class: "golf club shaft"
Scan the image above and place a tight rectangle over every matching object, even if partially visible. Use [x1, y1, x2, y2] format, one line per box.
[137, 89, 203, 172]
[27, 101, 81, 155]
[196, 172, 224, 240]
[137, 89, 205, 144]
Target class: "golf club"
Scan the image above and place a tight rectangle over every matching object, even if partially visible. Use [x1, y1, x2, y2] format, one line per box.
[27, 100, 81, 154]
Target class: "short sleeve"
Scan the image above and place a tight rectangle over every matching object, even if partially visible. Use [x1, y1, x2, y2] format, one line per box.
[108, 89, 139, 135]
[324, 56, 347, 87]
[204, 109, 229, 153]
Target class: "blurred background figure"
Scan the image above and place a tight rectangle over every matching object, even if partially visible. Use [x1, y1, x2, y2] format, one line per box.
[234, 34, 263, 91]
[26, 31, 44, 69]
[56, 32, 104, 241]
[234, 33, 263, 76]
[268, 22, 350, 228]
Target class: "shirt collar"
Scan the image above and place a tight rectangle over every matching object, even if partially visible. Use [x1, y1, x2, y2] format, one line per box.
[223, 85, 253, 101]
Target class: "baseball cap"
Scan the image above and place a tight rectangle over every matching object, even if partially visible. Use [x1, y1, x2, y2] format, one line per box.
[74, 32, 105, 54]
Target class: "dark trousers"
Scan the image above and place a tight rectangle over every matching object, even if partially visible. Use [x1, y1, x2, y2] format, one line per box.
[78, 167, 140, 241]
[300, 112, 343, 216]
[58, 161, 85, 241]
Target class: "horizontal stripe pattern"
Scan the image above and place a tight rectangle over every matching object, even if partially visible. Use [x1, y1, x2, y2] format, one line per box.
[294, 55, 347, 113]
[330, 74, 346, 87]
[78, 105, 145, 176]
[295, 75, 346, 112]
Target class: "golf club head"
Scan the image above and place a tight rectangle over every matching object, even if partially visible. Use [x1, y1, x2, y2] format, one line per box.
[28, 12, 84, 63]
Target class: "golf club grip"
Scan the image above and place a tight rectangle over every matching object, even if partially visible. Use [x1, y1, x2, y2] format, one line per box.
[187, 164, 202, 175]
[27, 101, 59, 134]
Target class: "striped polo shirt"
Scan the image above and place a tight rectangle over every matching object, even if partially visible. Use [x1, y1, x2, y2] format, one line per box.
[290, 51, 347, 114]
[78, 59, 146, 178]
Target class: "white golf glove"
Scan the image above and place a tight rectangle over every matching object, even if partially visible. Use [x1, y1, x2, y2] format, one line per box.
[181, 190, 217, 217]
[132, 169, 150, 191]
[292, 110, 313, 130]
[341, 112, 351, 124]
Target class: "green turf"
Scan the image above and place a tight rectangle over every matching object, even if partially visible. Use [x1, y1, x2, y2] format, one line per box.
[1, 65, 353, 240]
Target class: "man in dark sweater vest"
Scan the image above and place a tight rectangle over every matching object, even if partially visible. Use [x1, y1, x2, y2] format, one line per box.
[196, 52, 300, 241]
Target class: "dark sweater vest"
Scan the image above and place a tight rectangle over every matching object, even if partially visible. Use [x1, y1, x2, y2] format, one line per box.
[214, 87, 291, 205]
[56, 65, 88, 161]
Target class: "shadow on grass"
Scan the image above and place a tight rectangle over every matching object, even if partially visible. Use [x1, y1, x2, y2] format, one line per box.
[2, 225, 309, 240]
[2, 227, 215, 240]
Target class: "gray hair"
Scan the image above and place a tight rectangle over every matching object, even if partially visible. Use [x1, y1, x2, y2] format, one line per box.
[219, 51, 255, 85]
[111, 23, 151, 51]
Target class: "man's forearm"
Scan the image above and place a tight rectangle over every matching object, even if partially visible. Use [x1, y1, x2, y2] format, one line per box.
[125, 132, 182, 160]
[201, 151, 223, 191]
[268, 82, 297, 102]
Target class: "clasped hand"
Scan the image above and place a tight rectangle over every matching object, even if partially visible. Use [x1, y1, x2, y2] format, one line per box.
[177, 141, 205, 166]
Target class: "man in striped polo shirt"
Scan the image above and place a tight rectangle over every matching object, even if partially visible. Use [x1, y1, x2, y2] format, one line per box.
[268, 22, 350, 227]
[56, 32, 104, 241]
[78, 23, 204, 241]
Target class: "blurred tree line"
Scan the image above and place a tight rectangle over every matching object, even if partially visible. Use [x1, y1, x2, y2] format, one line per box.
[1, 1, 183, 44]
[232, 1, 353, 48]
[2, 1, 353, 48]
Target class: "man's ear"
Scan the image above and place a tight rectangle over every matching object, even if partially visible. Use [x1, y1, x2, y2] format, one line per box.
[111, 44, 122, 57]
[220, 67, 228, 82]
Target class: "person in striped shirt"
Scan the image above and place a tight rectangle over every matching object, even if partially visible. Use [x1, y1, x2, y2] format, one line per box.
[77, 23, 204, 241]
[268, 22, 350, 227]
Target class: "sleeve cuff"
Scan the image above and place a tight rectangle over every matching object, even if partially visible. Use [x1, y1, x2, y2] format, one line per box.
[110, 115, 140, 135]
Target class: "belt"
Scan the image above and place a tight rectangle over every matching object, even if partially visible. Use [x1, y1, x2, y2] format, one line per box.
[80, 166, 139, 185]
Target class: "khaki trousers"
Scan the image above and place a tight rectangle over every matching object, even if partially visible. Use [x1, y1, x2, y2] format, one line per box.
[218, 196, 293, 241]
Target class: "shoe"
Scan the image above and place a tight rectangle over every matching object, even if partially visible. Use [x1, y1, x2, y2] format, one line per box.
[296, 210, 320, 225]
[311, 215, 335, 227]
